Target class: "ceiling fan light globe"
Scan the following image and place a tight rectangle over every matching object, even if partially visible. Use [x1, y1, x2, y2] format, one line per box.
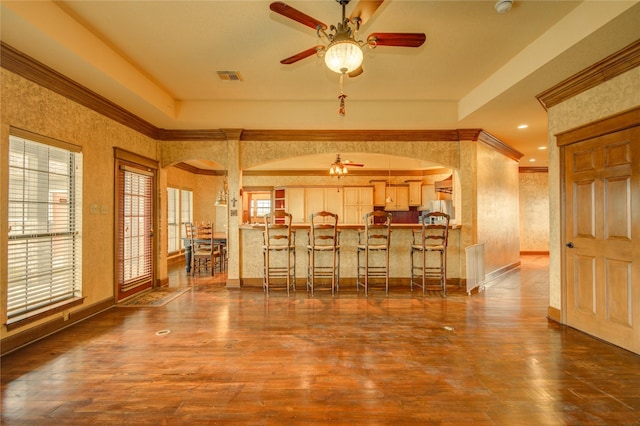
[324, 40, 363, 74]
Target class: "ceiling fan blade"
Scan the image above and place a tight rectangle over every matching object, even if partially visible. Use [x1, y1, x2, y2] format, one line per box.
[270, 2, 327, 30]
[280, 46, 322, 65]
[349, 0, 385, 26]
[367, 32, 426, 47]
[348, 66, 364, 78]
[344, 160, 364, 167]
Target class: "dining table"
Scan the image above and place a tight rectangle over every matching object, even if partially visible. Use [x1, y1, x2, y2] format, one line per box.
[182, 232, 227, 273]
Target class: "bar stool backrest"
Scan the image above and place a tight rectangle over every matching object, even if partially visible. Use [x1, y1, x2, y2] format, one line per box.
[263, 211, 293, 248]
[360, 211, 392, 248]
[309, 211, 339, 247]
[417, 212, 450, 249]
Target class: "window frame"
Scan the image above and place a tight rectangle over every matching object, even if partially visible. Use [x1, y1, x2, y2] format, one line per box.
[6, 129, 84, 329]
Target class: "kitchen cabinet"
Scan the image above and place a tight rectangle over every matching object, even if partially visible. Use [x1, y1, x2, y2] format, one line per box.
[344, 186, 374, 223]
[420, 184, 437, 210]
[370, 180, 387, 206]
[285, 187, 305, 223]
[406, 180, 422, 206]
[384, 185, 409, 211]
[305, 187, 343, 223]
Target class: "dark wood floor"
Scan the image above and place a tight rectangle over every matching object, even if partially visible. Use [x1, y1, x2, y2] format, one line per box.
[2, 255, 640, 425]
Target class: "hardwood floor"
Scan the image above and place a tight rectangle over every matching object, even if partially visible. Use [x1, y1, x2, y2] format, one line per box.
[2, 255, 639, 425]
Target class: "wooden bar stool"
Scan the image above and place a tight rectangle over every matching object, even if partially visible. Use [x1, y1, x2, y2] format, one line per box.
[356, 211, 392, 296]
[306, 211, 340, 296]
[410, 212, 450, 296]
[262, 211, 296, 296]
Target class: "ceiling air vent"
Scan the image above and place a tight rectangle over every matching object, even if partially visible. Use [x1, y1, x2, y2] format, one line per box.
[216, 71, 243, 81]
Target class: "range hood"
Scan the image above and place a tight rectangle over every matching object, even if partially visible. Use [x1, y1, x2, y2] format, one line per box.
[435, 174, 453, 194]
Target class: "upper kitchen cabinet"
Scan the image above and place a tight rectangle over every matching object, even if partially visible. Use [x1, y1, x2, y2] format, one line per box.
[406, 180, 422, 206]
[384, 185, 409, 211]
[370, 180, 387, 206]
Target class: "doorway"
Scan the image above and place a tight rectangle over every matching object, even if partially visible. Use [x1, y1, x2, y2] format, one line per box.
[560, 110, 640, 354]
[115, 151, 157, 301]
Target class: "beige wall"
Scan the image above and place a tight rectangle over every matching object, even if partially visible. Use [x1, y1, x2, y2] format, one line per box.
[547, 67, 640, 310]
[519, 171, 550, 252]
[1, 69, 157, 339]
[475, 143, 521, 278]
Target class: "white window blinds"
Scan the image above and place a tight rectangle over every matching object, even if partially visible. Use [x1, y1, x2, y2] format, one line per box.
[180, 189, 193, 249]
[167, 187, 179, 253]
[7, 134, 83, 318]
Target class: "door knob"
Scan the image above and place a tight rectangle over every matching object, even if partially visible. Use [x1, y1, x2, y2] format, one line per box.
[566, 242, 574, 248]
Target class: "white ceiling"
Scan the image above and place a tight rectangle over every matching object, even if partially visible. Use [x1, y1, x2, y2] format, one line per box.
[2, 0, 640, 170]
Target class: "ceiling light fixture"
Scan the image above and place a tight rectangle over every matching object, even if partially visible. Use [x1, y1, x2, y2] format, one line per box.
[495, 0, 513, 14]
[518, 124, 528, 129]
[215, 171, 228, 207]
[329, 154, 349, 176]
[270, 0, 426, 117]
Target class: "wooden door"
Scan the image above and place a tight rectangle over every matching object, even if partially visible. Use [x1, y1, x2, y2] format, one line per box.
[116, 161, 156, 301]
[564, 127, 639, 354]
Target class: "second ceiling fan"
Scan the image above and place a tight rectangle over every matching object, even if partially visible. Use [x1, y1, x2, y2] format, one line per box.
[270, 0, 426, 78]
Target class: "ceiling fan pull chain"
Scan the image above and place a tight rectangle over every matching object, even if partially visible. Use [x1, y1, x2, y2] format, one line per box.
[338, 73, 346, 116]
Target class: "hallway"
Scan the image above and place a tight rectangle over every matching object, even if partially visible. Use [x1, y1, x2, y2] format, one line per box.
[2, 256, 639, 424]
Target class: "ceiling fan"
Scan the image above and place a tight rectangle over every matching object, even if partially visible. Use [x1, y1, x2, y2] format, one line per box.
[270, 0, 425, 75]
[330, 154, 364, 176]
[269, 0, 426, 115]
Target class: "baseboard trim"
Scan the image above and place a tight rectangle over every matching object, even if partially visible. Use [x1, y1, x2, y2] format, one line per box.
[484, 261, 522, 284]
[547, 306, 562, 323]
[1, 298, 114, 356]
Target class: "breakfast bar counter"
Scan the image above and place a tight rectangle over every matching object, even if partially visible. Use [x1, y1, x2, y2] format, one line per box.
[238, 223, 462, 287]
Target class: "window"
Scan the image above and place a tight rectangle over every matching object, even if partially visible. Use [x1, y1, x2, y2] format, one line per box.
[180, 189, 193, 249]
[244, 190, 271, 223]
[167, 187, 179, 253]
[167, 187, 193, 253]
[7, 132, 82, 319]
[253, 199, 272, 218]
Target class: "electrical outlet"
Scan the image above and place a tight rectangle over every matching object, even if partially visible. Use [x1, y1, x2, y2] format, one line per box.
[63, 312, 70, 321]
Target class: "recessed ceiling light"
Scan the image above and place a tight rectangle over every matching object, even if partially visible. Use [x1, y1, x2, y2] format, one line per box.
[528, 158, 536, 162]
[518, 124, 528, 129]
[538, 146, 547, 150]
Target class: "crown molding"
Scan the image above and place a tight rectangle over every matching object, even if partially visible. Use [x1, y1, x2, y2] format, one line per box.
[174, 162, 225, 175]
[519, 166, 549, 173]
[477, 130, 524, 162]
[537, 39, 640, 110]
[1, 41, 158, 139]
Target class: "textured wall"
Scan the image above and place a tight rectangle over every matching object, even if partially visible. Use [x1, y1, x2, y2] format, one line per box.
[519, 172, 549, 252]
[1, 69, 157, 338]
[547, 67, 640, 310]
[241, 140, 460, 170]
[476, 143, 521, 278]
